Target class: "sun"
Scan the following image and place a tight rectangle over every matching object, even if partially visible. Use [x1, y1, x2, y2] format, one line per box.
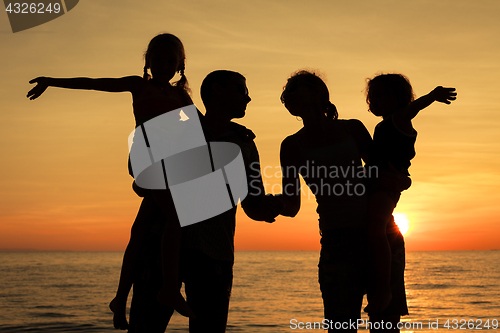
[393, 212, 410, 236]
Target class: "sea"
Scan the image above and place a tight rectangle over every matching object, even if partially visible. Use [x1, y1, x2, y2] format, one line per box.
[0, 251, 499, 332]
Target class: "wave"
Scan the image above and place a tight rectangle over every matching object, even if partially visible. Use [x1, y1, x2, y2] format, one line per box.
[0, 322, 113, 333]
[468, 301, 491, 304]
[48, 283, 94, 289]
[30, 312, 76, 318]
[410, 283, 455, 290]
[427, 266, 470, 273]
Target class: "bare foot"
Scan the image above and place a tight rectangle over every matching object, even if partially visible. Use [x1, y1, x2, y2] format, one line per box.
[157, 287, 195, 318]
[364, 289, 392, 315]
[109, 297, 129, 330]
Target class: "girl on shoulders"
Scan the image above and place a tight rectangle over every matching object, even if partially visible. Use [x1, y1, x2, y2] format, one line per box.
[27, 33, 196, 330]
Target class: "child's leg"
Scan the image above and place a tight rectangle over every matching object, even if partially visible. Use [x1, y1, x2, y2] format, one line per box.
[110, 197, 157, 330]
[365, 190, 396, 315]
[150, 190, 195, 318]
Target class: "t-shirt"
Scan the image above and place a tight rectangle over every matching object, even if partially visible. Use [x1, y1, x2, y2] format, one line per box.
[370, 114, 417, 176]
[181, 121, 264, 262]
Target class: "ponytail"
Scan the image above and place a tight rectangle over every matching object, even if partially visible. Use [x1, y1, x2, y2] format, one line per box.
[143, 64, 151, 80]
[143, 33, 190, 95]
[326, 102, 338, 120]
[174, 67, 191, 94]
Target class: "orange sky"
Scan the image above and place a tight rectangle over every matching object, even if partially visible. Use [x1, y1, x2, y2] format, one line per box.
[1, 0, 499, 251]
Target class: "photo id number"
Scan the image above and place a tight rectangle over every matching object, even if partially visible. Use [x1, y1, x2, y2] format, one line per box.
[5, 2, 61, 14]
[444, 319, 499, 330]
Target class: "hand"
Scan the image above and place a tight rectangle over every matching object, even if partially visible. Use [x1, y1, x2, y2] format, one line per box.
[27, 77, 51, 100]
[260, 194, 284, 223]
[433, 86, 457, 104]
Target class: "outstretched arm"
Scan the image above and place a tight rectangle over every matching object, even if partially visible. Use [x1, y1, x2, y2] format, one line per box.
[393, 86, 456, 135]
[397, 86, 456, 121]
[27, 76, 144, 100]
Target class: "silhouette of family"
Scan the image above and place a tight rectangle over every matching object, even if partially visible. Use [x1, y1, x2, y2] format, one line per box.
[27, 33, 456, 333]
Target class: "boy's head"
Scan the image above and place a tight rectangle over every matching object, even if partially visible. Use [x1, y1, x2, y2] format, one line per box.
[201, 70, 251, 119]
[366, 73, 415, 116]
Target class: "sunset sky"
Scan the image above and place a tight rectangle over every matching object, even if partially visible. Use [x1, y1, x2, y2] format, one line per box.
[1, 0, 499, 252]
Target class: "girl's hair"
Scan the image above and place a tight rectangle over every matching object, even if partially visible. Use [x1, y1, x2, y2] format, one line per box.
[365, 73, 415, 112]
[143, 33, 190, 94]
[280, 70, 338, 120]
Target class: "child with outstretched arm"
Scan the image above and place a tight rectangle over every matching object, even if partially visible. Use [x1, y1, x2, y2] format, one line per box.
[364, 73, 456, 326]
[27, 33, 196, 330]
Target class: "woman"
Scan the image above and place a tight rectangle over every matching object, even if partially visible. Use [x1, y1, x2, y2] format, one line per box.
[278, 70, 371, 332]
[278, 70, 412, 332]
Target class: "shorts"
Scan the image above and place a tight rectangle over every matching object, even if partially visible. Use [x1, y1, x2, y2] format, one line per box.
[318, 228, 368, 322]
[367, 229, 409, 317]
[128, 246, 233, 333]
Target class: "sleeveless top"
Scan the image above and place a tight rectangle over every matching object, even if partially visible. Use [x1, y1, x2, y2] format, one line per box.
[132, 80, 190, 126]
[293, 120, 368, 232]
[128, 80, 198, 178]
